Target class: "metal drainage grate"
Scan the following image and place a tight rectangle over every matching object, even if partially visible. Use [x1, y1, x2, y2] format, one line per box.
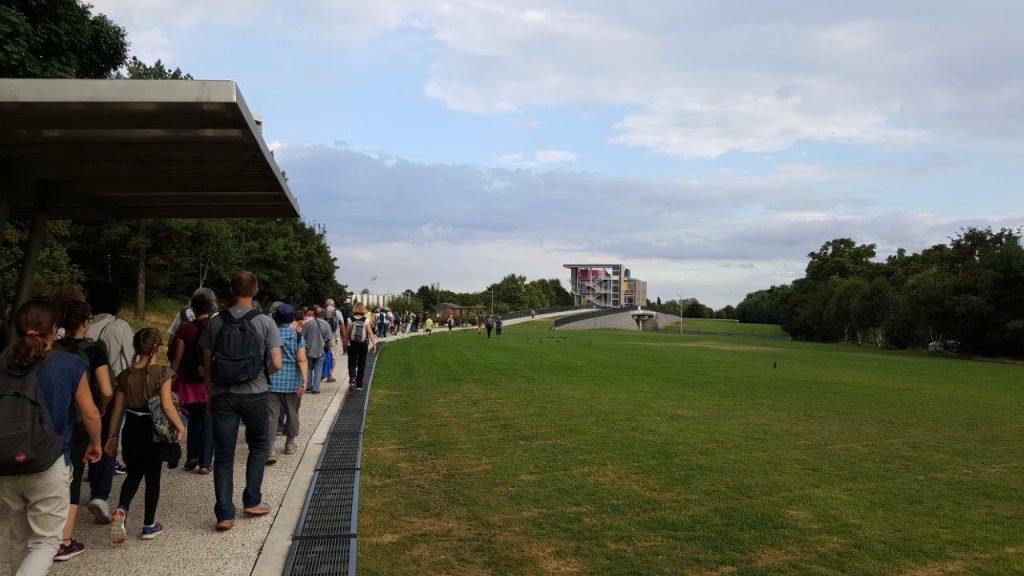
[317, 433, 362, 471]
[330, 410, 364, 434]
[296, 469, 360, 538]
[285, 537, 357, 576]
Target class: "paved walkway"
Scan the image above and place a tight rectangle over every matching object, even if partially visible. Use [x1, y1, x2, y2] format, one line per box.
[0, 312, 577, 576]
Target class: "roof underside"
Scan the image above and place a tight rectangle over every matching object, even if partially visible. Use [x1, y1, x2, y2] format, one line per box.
[0, 79, 299, 220]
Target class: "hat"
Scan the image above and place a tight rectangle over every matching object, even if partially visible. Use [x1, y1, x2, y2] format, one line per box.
[273, 303, 296, 324]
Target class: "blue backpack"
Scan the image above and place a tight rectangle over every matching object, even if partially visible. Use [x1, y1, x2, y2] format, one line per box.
[0, 354, 64, 476]
[211, 310, 265, 386]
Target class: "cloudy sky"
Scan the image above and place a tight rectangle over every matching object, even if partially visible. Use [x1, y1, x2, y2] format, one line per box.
[93, 0, 1024, 307]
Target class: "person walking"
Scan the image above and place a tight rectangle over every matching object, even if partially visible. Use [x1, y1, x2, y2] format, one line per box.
[266, 305, 307, 464]
[495, 316, 504, 337]
[200, 271, 283, 531]
[170, 292, 214, 475]
[166, 287, 218, 364]
[0, 300, 102, 576]
[85, 283, 133, 478]
[105, 328, 184, 543]
[54, 301, 114, 561]
[343, 302, 377, 391]
[485, 314, 495, 338]
[424, 315, 434, 335]
[303, 309, 332, 395]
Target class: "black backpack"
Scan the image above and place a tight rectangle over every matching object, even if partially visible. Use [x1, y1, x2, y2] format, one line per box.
[326, 311, 339, 332]
[180, 320, 207, 381]
[211, 310, 265, 386]
[0, 354, 64, 476]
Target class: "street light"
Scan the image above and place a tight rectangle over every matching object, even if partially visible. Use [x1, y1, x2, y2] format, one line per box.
[677, 294, 684, 335]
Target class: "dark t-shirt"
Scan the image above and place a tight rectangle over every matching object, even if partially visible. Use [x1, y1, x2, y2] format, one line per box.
[35, 352, 88, 464]
[55, 338, 109, 420]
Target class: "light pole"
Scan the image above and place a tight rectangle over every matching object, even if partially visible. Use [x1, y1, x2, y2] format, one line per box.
[677, 294, 684, 335]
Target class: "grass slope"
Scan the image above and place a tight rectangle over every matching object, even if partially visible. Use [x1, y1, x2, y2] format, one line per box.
[359, 322, 1024, 575]
[662, 318, 789, 338]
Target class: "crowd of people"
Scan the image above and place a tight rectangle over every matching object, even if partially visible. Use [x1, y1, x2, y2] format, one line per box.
[0, 271, 378, 576]
[0, 273, 519, 576]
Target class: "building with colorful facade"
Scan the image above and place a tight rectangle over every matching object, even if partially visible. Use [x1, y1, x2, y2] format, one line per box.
[563, 264, 648, 308]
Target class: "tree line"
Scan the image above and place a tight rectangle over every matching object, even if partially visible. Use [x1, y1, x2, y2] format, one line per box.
[735, 228, 1024, 357]
[371, 275, 574, 315]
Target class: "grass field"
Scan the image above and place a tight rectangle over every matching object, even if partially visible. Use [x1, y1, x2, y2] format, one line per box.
[662, 317, 789, 338]
[359, 321, 1024, 575]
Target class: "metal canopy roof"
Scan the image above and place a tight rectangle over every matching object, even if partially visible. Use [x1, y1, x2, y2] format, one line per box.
[0, 79, 299, 220]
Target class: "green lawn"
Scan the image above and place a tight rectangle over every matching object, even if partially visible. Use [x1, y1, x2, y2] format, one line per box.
[359, 322, 1024, 575]
[662, 317, 789, 338]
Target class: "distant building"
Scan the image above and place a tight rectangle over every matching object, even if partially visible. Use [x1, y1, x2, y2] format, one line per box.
[564, 264, 648, 308]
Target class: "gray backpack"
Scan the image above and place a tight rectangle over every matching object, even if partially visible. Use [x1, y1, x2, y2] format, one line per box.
[0, 354, 64, 476]
[349, 316, 368, 344]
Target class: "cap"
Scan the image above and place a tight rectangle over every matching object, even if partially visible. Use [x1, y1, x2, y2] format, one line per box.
[273, 303, 296, 324]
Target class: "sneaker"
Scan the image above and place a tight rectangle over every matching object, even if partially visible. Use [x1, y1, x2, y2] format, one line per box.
[355, 382, 364, 390]
[114, 462, 127, 475]
[197, 467, 211, 475]
[110, 508, 127, 544]
[215, 519, 235, 531]
[243, 503, 271, 517]
[183, 458, 198, 471]
[54, 540, 85, 561]
[87, 498, 111, 524]
[266, 452, 278, 465]
[140, 523, 164, 540]
[283, 443, 298, 455]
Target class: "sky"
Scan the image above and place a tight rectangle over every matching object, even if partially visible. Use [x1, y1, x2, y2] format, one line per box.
[91, 0, 1024, 307]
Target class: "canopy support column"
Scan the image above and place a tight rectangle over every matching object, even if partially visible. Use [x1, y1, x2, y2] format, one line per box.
[13, 209, 49, 311]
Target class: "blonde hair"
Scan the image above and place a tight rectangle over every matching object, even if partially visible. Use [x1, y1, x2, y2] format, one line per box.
[353, 302, 367, 314]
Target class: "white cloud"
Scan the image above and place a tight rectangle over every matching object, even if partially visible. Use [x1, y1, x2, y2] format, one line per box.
[277, 143, 1023, 307]
[496, 149, 578, 168]
[92, 1, 1024, 158]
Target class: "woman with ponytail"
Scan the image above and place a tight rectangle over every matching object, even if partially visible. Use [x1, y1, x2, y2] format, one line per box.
[53, 300, 115, 561]
[105, 328, 185, 543]
[0, 300, 102, 576]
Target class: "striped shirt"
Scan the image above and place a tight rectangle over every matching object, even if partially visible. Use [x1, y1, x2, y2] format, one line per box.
[269, 325, 305, 393]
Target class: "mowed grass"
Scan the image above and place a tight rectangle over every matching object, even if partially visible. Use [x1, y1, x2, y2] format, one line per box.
[663, 317, 789, 338]
[359, 322, 1024, 575]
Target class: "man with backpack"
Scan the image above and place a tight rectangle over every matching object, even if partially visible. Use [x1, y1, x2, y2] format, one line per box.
[342, 302, 377, 391]
[200, 272, 283, 531]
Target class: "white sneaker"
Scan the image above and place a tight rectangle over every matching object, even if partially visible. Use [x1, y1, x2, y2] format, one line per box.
[87, 499, 111, 524]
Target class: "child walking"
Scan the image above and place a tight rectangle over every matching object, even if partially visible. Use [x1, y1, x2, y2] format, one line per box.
[105, 328, 185, 543]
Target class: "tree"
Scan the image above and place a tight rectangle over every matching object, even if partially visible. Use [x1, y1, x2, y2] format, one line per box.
[0, 0, 128, 78]
[116, 56, 192, 80]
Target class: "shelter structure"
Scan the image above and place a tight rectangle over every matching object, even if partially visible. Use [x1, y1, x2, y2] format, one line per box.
[0, 79, 297, 309]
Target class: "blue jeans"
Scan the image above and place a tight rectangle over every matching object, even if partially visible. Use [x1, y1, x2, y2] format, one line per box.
[211, 392, 269, 521]
[307, 355, 325, 393]
[184, 402, 213, 468]
[89, 410, 116, 501]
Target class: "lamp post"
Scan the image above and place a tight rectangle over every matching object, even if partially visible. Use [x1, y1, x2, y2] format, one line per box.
[677, 294, 684, 335]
